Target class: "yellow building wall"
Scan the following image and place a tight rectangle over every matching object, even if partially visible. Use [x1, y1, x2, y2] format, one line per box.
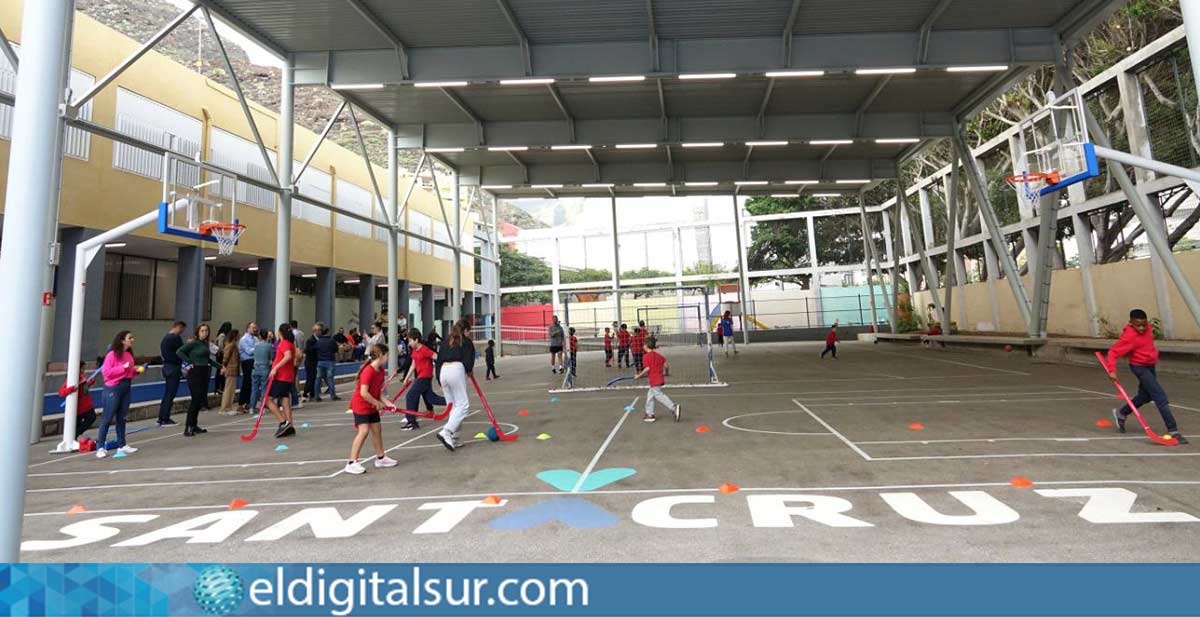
[0, 5, 473, 291]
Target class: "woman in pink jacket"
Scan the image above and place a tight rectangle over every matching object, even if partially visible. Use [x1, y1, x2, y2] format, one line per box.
[96, 330, 139, 459]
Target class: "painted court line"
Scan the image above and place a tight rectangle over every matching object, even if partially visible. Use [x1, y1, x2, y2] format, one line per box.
[807, 396, 1109, 408]
[572, 396, 639, 493]
[790, 399, 872, 461]
[22, 479, 1200, 518]
[870, 452, 1200, 461]
[1057, 385, 1200, 414]
[874, 349, 1030, 375]
[855, 435, 1155, 445]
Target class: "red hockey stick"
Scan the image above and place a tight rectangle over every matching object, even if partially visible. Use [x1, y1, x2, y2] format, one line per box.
[469, 373, 518, 441]
[384, 379, 453, 420]
[1094, 352, 1178, 446]
[240, 374, 276, 442]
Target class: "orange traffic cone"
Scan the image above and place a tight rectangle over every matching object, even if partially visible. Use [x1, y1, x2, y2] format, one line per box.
[718, 482, 740, 494]
[1010, 476, 1034, 488]
[695, 425, 711, 433]
[908, 422, 925, 430]
[482, 495, 502, 505]
[66, 503, 87, 515]
[228, 499, 249, 510]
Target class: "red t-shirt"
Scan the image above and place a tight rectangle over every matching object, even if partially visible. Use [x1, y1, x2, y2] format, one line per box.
[351, 363, 384, 414]
[569, 335, 578, 353]
[618, 330, 631, 348]
[274, 340, 297, 383]
[825, 330, 838, 345]
[644, 351, 666, 387]
[604, 333, 613, 350]
[632, 330, 646, 352]
[412, 344, 435, 379]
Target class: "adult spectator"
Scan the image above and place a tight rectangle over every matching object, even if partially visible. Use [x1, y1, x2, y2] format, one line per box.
[156, 321, 185, 426]
[315, 326, 340, 401]
[237, 322, 258, 410]
[303, 322, 321, 402]
[213, 322, 233, 395]
[289, 320, 304, 409]
[548, 316, 565, 374]
[176, 323, 213, 437]
[334, 327, 351, 362]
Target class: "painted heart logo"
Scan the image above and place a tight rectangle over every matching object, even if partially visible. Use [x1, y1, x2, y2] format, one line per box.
[536, 468, 637, 492]
[489, 497, 620, 530]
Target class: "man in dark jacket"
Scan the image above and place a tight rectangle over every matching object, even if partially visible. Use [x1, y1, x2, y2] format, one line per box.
[156, 321, 186, 425]
[303, 322, 321, 401]
[314, 327, 340, 401]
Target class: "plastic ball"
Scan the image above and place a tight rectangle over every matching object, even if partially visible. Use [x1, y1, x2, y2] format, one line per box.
[136, 366, 146, 374]
[486, 426, 501, 442]
[1004, 344, 1013, 352]
[192, 564, 245, 616]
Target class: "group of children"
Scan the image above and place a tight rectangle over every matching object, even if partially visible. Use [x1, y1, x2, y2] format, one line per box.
[603, 320, 651, 370]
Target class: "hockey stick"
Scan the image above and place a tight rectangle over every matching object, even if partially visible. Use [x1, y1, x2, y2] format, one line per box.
[605, 375, 636, 388]
[469, 373, 518, 441]
[1094, 352, 1178, 446]
[384, 379, 453, 420]
[240, 374, 276, 442]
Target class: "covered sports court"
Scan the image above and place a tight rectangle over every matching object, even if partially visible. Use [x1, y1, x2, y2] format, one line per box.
[6, 0, 1200, 562]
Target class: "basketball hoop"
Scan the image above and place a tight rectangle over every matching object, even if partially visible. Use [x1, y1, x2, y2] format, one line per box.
[1005, 171, 1061, 202]
[199, 221, 245, 256]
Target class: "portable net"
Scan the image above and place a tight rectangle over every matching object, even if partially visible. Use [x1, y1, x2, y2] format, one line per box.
[553, 286, 725, 392]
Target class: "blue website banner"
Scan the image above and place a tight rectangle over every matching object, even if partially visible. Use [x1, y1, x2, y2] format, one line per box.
[2, 563, 1198, 616]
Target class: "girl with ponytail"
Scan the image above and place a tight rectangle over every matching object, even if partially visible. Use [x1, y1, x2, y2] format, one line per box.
[344, 343, 399, 474]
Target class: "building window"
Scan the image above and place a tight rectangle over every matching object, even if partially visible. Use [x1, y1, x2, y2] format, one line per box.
[101, 253, 178, 321]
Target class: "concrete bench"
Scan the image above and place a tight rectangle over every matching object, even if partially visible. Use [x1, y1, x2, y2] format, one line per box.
[1036, 337, 1200, 375]
[919, 334, 1046, 355]
[872, 333, 924, 342]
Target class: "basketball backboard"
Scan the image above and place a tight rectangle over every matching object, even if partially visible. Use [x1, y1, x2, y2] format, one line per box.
[1008, 89, 1100, 198]
[157, 153, 242, 246]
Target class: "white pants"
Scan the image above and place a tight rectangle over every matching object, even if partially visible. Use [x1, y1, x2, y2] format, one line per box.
[645, 386, 675, 416]
[723, 336, 736, 354]
[439, 362, 471, 437]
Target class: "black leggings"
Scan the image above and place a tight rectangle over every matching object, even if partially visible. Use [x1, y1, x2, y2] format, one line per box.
[186, 365, 211, 429]
[821, 344, 837, 358]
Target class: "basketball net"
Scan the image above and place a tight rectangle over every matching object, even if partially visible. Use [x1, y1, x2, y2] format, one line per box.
[199, 221, 245, 256]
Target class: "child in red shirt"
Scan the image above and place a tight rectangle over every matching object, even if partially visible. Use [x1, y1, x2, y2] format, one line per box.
[267, 324, 298, 438]
[604, 327, 613, 367]
[401, 328, 447, 431]
[821, 322, 838, 359]
[617, 324, 632, 368]
[1105, 308, 1185, 443]
[631, 327, 646, 371]
[568, 327, 579, 378]
[345, 344, 399, 474]
[635, 336, 680, 423]
[58, 362, 98, 438]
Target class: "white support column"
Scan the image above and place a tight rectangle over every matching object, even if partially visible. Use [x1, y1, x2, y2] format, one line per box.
[981, 225, 1003, 329]
[954, 131, 1034, 329]
[898, 170, 944, 326]
[491, 196, 502, 354]
[386, 130, 400, 376]
[857, 194, 882, 330]
[551, 236, 562, 316]
[732, 193, 751, 344]
[452, 172, 462, 322]
[0, 0, 74, 561]
[673, 227, 685, 315]
[943, 156, 966, 331]
[897, 195, 919, 291]
[805, 215, 818, 271]
[1117, 69, 1175, 337]
[1072, 213, 1102, 337]
[610, 195, 622, 324]
[274, 55, 295, 328]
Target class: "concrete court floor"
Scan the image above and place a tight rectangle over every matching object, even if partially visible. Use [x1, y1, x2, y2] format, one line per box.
[18, 341, 1200, 562]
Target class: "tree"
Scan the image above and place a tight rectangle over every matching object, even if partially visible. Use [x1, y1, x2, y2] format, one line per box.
[744, 196, 864, 287]
[621, 267, 674, 280]
[682, 262, 730, 292]
[499, 246, 551, 306]
[561, 267, 613, 284]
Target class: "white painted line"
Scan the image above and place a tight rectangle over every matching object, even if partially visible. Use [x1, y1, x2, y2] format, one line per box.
[875, 349, 1030, 375]
[870, 452, 1200, 461]
[722, 410, 844, 436]
[791, 399, 872, 460]
[572, 397, 639, 493]
[1057, 385, 1200, 414]
[23, 479, 1200, 518]
[799, 389, 1072, 402]
[806, 396, 1109, 407]
[28, 414, 254, 468]
[25, 472, 339, 493]
[855, 435, 1150, 445]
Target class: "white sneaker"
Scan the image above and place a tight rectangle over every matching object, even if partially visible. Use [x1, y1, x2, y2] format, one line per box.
[436, 430, 457, 452]
[374, 456, 398, 468]
[643, 415, 657, 423]
[344, 460, 366, 474]
[218, 410, 238, 416]
[118, 445, 138, 455]
[95, 448, 107, 459]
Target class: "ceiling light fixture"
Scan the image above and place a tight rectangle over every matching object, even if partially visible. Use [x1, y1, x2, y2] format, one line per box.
[413, 80, 469, 88]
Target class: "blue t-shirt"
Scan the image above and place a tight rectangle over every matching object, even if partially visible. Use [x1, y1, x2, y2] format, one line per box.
[719, 317, 734, 336]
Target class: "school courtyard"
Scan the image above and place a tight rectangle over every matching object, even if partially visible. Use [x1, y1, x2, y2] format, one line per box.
[20, 341, 1200, 562]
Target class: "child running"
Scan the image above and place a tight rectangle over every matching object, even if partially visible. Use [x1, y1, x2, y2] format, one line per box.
[1106, 309, 1187, 444]
[402, 328, 446, 431]
[267, 323, 298, 438]
[485, 339, 500, 380]
[635, 336, 680, 423]
[58, 362, 98, 439]
[436, 318, 476, 452]
[604, 327, 614, 367]
[344, 343, 400, 474]
[821, 322, 838, 359]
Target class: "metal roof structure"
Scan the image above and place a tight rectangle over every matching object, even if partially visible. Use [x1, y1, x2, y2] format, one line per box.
[200, 0, 1126, 198]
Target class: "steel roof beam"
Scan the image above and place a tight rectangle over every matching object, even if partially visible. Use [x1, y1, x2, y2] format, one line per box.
[646, 0, 660, 71]
[190, 0, 288, 60]
[916, 0, 954, 64]
[344, 0, 411, 79]
[440, 87, 485, 144]
[296, 29, 1054, 84]
[476, 158, 896, 186]
[781, 0, 802, 66]
[545, 83, 576, 143]
[855, 76, 892, 136]
[399, 112, 954, 148]
[494, 0, 533, 75]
